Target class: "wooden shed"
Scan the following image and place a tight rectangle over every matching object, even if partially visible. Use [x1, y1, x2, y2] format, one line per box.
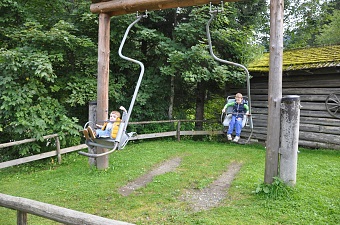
[227, 45, 340, 150]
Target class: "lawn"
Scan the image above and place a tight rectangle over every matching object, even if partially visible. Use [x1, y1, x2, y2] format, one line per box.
[0, 139, 339, 224]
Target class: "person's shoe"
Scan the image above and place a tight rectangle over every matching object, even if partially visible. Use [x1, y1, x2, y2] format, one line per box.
[233, 136, 240, 142]
[83, 129, 90, 140]
[87, 126, 96, 140]
[227, 134, 232, 141]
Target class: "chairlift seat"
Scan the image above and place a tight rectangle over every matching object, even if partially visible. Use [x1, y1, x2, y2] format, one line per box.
[85, 131, 136, 150]
[222, 96, 249, 128]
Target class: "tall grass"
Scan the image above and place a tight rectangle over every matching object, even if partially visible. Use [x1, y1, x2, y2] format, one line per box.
[0, 140, 339, 224]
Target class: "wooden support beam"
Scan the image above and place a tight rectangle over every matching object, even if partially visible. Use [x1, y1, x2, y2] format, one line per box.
[90, 0, 239, 16]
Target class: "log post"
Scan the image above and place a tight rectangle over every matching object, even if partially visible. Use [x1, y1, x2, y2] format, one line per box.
[17, 211, 27, 225]
[56, 136, 61, 164]
[96, 13, 111, 170]
[279, 95, 300, 186]
[264, 0, 284, 184]
[176, 121, 181, 141]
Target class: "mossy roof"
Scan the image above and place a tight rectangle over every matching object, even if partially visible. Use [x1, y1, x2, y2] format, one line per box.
[248, 45, 340, 73]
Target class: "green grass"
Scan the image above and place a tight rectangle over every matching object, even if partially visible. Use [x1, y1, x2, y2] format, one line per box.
[0, 140, 339, 224]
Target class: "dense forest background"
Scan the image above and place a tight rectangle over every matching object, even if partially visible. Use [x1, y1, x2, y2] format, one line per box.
[0, 0, 339, 159]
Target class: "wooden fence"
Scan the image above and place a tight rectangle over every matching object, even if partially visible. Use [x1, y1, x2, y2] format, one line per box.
[0, 134, 87, 169]
[0, 193, 134, 225]
[0, 119, 221, 169]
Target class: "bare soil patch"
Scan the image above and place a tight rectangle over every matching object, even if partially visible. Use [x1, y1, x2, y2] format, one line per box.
[181, 161, 242, 212]
[118, 157, 242, 212]
[118, 157, 182, 196]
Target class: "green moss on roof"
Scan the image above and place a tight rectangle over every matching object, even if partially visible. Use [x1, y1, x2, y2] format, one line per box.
[248, 45, 340, 72]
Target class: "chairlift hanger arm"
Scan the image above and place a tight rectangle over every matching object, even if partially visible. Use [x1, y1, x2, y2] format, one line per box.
[90, 0, 238, 17]
[79, 15, 144, 158]
[206, 11, 252, 115]
[118, 14, 147, 133]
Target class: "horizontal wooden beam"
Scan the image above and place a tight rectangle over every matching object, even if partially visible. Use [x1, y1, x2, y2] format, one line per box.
[0, 193, 134, 225]
[90, 0, 239, 16]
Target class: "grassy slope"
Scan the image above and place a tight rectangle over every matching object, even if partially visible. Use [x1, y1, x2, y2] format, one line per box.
[0, 140, 339, 224]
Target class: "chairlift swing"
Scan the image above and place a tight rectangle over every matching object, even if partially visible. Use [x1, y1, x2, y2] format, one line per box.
[206, 2, 254, 143]
[78, 13, 148, 158]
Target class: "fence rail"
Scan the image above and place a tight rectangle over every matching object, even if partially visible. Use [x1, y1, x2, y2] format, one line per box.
[0, 119, 222, 169]
[0, 193, 134, 225]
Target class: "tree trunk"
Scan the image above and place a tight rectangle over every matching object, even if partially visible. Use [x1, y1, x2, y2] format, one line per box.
[195, 82, 205, 131]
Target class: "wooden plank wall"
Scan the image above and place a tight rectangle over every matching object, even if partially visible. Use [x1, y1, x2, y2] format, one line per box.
[226, 70, 340, 150]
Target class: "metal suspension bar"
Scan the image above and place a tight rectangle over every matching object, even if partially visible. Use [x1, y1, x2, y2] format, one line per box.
[206, 9, 253, 143]
[79, 14, 146, 158]
[118, 14, 147, 136]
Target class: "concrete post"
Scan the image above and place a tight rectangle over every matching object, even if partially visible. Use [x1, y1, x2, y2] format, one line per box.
[88, 101, 97, 166]
[279, 95, 300, 186]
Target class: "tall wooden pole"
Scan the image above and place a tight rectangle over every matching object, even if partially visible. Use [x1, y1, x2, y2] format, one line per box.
[264, 0, 284, 184]
[96, 13, 111, 169]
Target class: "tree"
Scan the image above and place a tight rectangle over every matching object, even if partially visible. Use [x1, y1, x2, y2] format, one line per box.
[283, 0, 339, 49]
[0, 0, 97, 159]
[316, 9, 340, 45]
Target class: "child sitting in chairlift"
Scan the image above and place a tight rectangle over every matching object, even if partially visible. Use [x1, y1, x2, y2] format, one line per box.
[83, 106, 127, 140]
[222, 93, 249, 142]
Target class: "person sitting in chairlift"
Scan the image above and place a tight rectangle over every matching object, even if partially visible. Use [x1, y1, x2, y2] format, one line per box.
[222, 93, 249, 142]
[83, 106, 127, 140]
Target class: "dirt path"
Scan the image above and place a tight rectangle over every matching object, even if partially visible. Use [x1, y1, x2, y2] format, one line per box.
[118, 157, 242, 212]
[181, 161, 242, 212]
[118, 157, 182, 196]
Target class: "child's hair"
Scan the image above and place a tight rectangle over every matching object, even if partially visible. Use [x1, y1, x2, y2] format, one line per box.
[110, 111, 121, 118]
[235, 93, 243, 98]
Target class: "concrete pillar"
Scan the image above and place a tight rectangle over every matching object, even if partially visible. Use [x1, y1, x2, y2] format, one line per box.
[279, 95, 300, 186]
[88, 101, 97, 167]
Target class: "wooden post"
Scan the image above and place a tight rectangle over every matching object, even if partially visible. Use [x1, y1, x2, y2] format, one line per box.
[264, 0, 284, 184]
[17, 211, 27, 225]
[96, 13, 111, 170]
[56, 136, 61, 164]
[176, 121, 181, 141]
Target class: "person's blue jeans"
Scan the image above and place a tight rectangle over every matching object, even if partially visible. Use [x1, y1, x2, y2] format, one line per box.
[96, 129, 111, 138]
[227, 115, 243, 137]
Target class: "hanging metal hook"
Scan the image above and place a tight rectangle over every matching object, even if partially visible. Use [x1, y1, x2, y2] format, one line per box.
[209, 1, 224, 14]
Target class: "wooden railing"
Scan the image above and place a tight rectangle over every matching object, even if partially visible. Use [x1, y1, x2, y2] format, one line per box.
[0, 120, 223, 169]
[0, 120, 222, 169]
[129, 119, 223, 141]
[0, 193, 134, 225]
[0, 134, 87, 169]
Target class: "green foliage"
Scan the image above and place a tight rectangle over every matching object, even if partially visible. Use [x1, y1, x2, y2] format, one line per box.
[316, 10, 340, 45]
[0, 0, 95, 158]
[284, 0, 340, 49]
[255, 177, 294, 199]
